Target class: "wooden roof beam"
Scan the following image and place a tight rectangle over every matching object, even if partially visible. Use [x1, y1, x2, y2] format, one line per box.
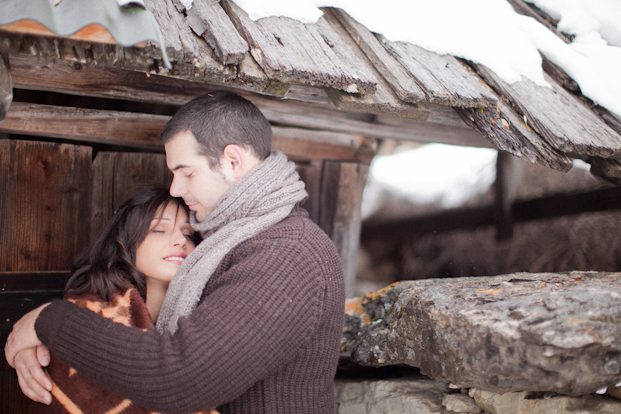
[7, 54, 493, 149]
[0, 102, 378, 163]
[362, 186, 621, 242]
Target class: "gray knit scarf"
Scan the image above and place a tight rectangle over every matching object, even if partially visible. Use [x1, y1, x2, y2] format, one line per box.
[156, 151, 307, 334]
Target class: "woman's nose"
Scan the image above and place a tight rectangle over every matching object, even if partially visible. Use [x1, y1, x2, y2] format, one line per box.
[171, 229, 187, 248]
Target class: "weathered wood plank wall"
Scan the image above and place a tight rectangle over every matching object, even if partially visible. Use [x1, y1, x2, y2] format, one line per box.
[0, 139, 91, 271]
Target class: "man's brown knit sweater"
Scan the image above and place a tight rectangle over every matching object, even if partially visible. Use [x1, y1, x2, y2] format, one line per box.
[35, 208, 345, 414]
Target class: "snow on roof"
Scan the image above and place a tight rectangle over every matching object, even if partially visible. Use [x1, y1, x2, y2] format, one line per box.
[232, 0, 621, 117]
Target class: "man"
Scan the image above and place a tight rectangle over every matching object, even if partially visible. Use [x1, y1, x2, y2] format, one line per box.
[5, 91, 345, 413]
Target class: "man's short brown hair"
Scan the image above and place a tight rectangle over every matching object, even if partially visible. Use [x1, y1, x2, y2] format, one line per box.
[161, 91, 272, 167]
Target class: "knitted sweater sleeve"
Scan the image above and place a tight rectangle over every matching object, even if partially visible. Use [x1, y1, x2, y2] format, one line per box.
[35, 227, 334, 414]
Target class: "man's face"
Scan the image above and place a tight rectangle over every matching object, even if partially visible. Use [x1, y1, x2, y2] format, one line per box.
[165, 130, 232, 222]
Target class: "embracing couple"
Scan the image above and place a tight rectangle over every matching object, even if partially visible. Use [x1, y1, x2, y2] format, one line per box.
[4, 91, 345, 414]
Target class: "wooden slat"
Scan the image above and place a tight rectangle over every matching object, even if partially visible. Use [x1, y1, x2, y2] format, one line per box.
[296, 160, 323, 225]
[7, 54, 210, 105]
[325, 161, 368, 298]
[0, 102, 168, 150]
[0, 52, 10, 122]
[0, 30, 155, 73]
[506, 0, 572, 44]
[234, 52, 289, 97]
[254, 96, 492, 148]
[143, 0, 234, 80]
[221, 0, 377, 95]
[379, 35, 498, 108]
[329, 7, 497, 109]
[283, 84, 333, 105]
[0, 291, 64, 333]
[7, 54, 493, 147]
[186, 0, 248, 65]
[0, 138, 9, 265]
[91, 152, 172, 241]
[320, 9, 429, 120]
[272, 127, 376, 164]
[455, 105, 573, 172]
[1, 140, 91, 271]
[476, 65, 621, 158]
[362, 186, 621, 241]
[0, 102, 379, 162]
[372, 109, 494, 149]
[494, 152, 523, 240]
[329, 8, 427, 104]
[0, 271, 70, 291]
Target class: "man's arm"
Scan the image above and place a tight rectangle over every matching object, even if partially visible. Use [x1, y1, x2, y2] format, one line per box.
[34, 238, 328, 414]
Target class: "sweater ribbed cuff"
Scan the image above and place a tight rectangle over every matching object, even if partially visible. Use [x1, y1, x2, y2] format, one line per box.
[35, 299, 76, 347]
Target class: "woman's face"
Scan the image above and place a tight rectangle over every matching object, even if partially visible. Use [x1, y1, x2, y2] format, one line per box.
[135, 202, 196, 285]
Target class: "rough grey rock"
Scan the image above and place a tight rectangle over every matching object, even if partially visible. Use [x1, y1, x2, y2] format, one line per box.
[343, 271, 621, 396]
[469, 388, 621, 413]
[334, 378, 446, 414]
[442, 394, 481, 413]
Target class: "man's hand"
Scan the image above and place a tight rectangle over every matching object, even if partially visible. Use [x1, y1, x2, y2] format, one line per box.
[4, 303, 50, 366]
[14, 346, 53, 404]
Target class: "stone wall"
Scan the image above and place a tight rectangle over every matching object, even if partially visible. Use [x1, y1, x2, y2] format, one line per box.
[336, 271, 621, 413]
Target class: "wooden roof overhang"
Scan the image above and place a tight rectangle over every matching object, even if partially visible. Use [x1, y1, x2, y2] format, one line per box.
[0, 0, 620, 170]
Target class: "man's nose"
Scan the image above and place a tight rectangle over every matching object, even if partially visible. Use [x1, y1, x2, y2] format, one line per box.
[169, 175, 184, 197]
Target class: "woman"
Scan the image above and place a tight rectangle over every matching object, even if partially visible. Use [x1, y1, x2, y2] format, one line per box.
[30, 184, 216, 414]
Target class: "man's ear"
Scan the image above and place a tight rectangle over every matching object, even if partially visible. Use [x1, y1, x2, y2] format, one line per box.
[220, 144, 246, 180]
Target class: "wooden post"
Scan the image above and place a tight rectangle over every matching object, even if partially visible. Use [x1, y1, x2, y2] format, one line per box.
[296, 160, 323, 225]
[320, 161, 369, 297]
[495, 151, 523, 240]
[0, 53, 11, 123]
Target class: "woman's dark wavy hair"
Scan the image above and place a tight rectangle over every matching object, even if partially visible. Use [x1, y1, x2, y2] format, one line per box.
[65, 183, 191, 301]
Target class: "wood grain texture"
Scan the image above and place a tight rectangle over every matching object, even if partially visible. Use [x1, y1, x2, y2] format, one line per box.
[327, 161, 368, 298]
[494, 152, 523, 240]
[477, 65, 621, 158]
[186, 0, 248, 65]
[328, 8, 427, 104]
[321, 9, 429, 120]
[8, 54, 494, 147]
[0, 140, 91, 271]
[295, 160, 323, 225]
[272, 126, 376, 164]
[0, 30, 155, 72]
[90, 152, 171, 242]
[0, 138, 9, 268]
[143, 0, 234, 82]
[0, 102, 169, 150]
[233, 52, 289, 96]
[379, 35, 497, 108]
[455, 105, 572, 172]
[221, 0, 377, 95]
[0, 52, 11, 122]
[362, 186, 621, 241]
[8, 54, 224, 105]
